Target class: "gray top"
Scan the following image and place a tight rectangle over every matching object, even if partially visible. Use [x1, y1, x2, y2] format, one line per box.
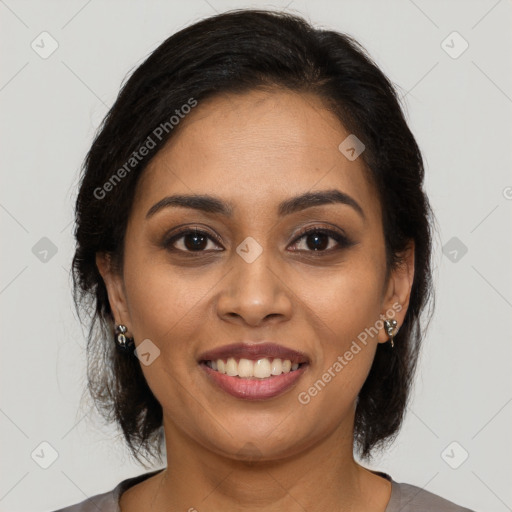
[51, 469, 476, 512]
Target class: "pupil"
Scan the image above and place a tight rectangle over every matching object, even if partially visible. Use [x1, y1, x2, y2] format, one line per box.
[307, 233, 328, 251]
[185, 232, 207, 251]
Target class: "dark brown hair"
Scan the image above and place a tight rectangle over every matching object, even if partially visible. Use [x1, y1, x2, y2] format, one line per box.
[72, 9, 435, 466]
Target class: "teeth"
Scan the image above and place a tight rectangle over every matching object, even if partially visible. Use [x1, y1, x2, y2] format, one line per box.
[226, 357, 238, 377]
[238, 358, 254, 378]
[254, 358, 271, 378]
[271, 358, 282, 375]
[207, 357, 302, 379]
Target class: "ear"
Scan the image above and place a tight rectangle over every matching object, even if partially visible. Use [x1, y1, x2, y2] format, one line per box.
[377, 241, 415, 344]
[95, 252, 133, 336]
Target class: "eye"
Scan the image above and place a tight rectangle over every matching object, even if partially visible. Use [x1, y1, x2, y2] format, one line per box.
[289, 226, 354, 253]
[163, 225, 354, 255]
[163, 227, 223, 253]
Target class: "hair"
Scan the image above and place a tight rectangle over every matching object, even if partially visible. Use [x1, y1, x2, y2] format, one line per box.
[72, 8, 435, 465]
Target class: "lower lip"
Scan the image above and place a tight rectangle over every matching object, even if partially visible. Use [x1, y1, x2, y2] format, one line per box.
[200, 363, 308, 400]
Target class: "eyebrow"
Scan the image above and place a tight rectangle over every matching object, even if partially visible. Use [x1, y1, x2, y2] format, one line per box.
[146, 189, 365, 221]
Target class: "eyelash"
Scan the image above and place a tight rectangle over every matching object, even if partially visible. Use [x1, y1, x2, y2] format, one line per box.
[163, 225, 354, 256]
[291, 226, 354, 253]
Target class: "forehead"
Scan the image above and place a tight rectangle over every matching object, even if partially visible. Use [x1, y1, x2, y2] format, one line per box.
[133, 89, 379, 223]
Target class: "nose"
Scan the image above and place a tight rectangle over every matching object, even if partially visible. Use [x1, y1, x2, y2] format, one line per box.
[216, 247, 293, 327]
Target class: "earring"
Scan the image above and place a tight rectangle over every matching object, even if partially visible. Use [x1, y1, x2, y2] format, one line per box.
[115, 324, 135, 352]
[384, 319, 398, 348]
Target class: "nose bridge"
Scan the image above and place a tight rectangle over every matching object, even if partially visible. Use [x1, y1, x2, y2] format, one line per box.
[217, 235, 292, 325]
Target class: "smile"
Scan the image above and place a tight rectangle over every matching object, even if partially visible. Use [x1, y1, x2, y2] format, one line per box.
[204, 357, 303, 379]
[199, 358, 309, 401]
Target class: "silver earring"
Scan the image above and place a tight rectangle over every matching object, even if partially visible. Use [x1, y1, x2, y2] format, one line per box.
[115, 324, 135, 352]
[384, 319, 398, 348]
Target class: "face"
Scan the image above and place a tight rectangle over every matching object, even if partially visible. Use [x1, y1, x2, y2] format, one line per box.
[97, 89, 414, 461]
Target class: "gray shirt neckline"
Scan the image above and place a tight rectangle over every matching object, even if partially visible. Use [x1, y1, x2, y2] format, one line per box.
[110, 468, 401, 511]
[53, 467, 476, 511]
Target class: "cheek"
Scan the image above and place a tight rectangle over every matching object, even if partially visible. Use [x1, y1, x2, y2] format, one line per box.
[121, 255, 211, 419]
[298, 255, 384, 341]
[298, 256, 384, 396]
[120, 250, 222, 401]
[122, 250, 217, 342]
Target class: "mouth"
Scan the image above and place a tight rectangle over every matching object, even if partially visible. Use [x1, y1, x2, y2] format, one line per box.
[198, 342, 310, 400]
[201, 357, 306, 378]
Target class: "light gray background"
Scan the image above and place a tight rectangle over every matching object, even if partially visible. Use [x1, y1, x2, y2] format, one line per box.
[1, 1, 511, 511]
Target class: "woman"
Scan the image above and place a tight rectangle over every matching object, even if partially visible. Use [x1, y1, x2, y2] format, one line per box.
[55, 9, 476, 512]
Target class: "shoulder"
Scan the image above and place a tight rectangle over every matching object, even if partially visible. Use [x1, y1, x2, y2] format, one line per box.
[49, 488, 117, 512]
[388, 480, 477, 512]
[49, 469, 164, 512]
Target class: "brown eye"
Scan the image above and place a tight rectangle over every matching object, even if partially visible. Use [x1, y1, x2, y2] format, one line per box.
[163, 228, 223, 253]
[289, 227, 354, 253]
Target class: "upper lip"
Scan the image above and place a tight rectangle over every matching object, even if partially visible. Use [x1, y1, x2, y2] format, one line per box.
[198, 342, 310, 364]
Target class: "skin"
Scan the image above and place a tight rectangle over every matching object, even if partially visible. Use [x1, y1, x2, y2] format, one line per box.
[96, 88, 414, 512]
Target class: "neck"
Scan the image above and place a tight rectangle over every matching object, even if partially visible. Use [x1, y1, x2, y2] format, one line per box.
[145, 416, 391, 512]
